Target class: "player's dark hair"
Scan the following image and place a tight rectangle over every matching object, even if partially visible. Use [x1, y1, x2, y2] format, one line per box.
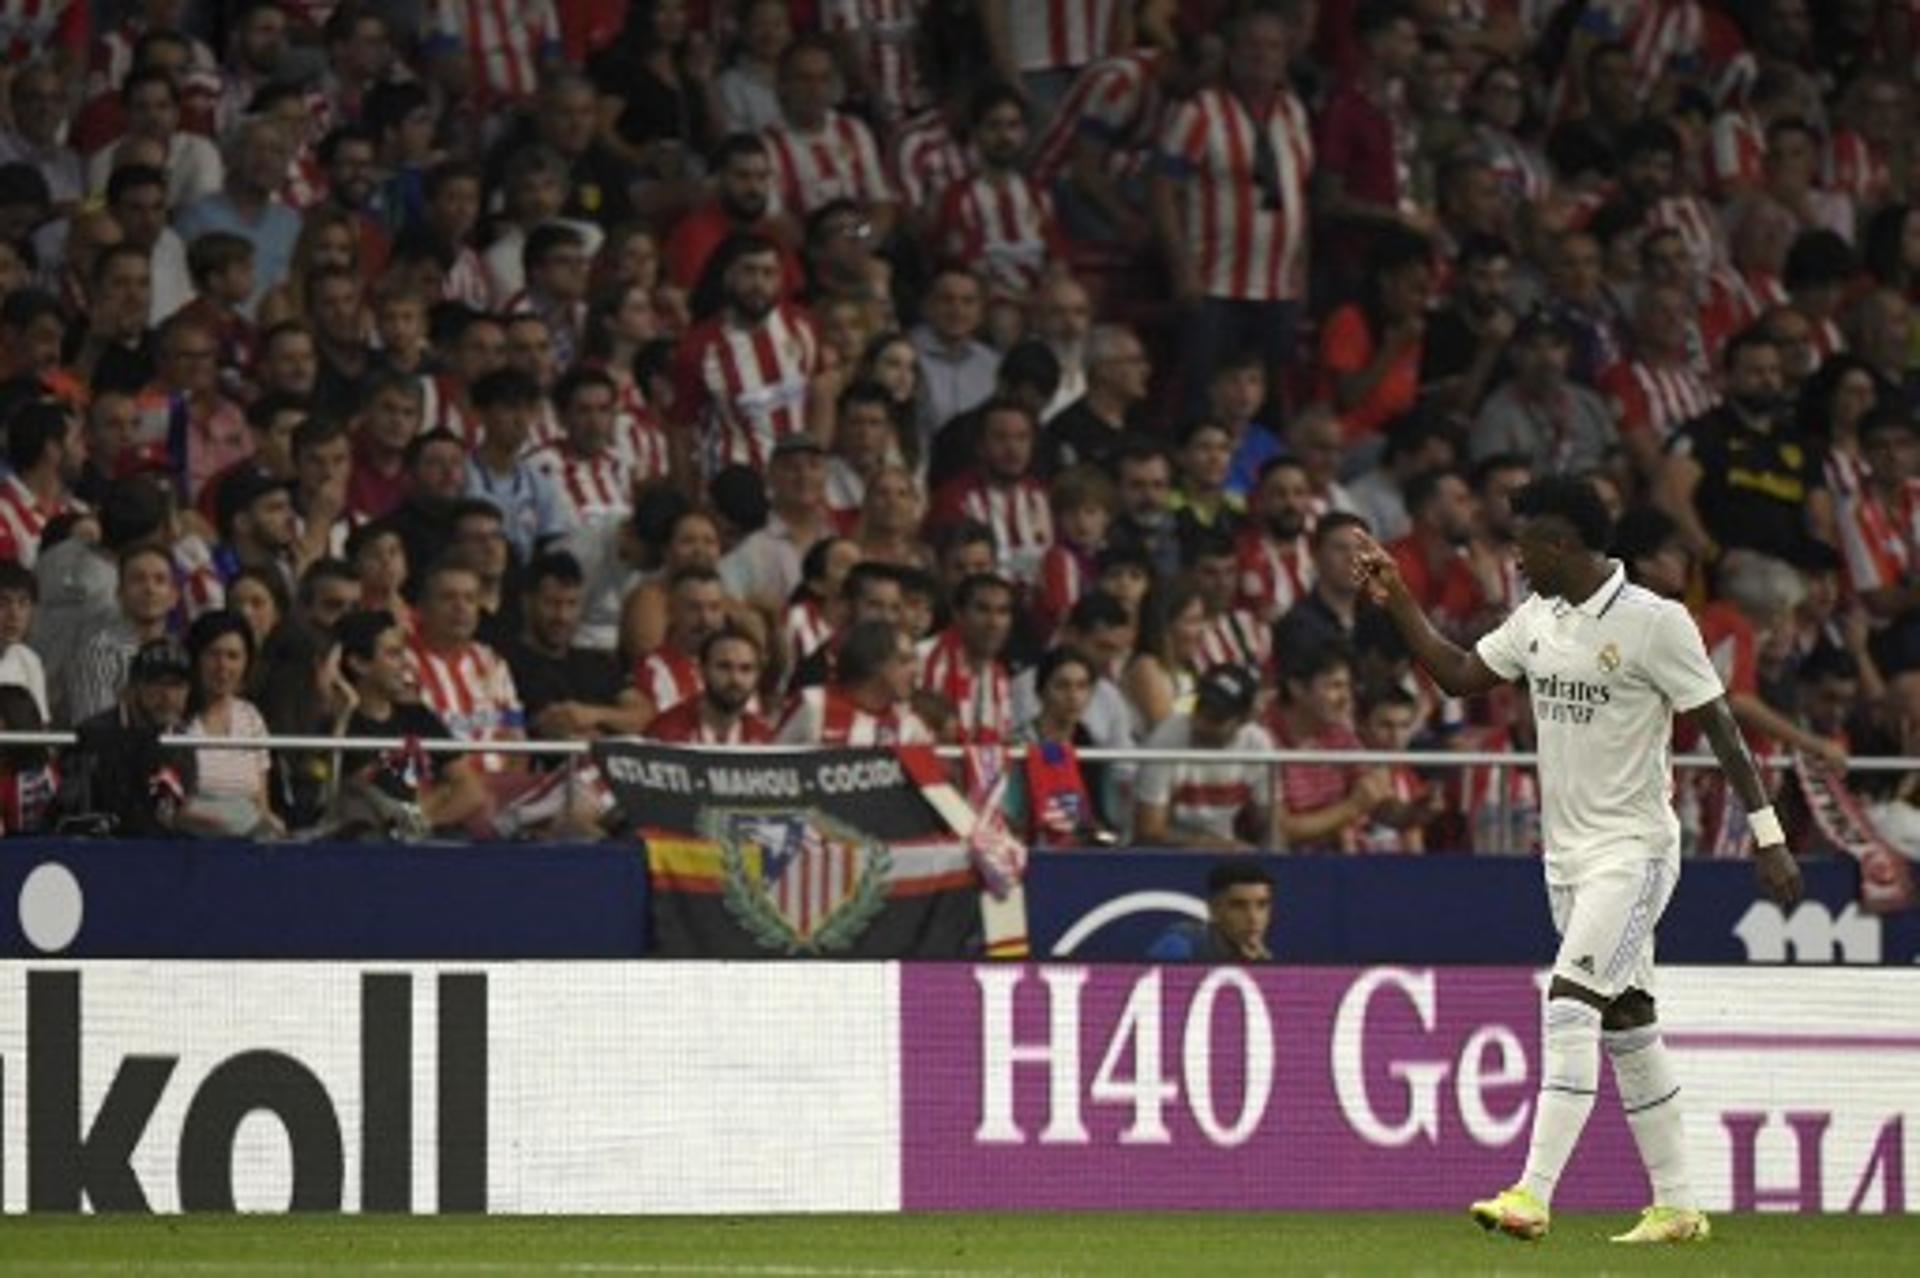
[1206, 858, 1274, 897]
[699, 624, 762, 665]
[1402, 467, 1463, 519]
[0, 558, 37, 601]
[336, 608, 399, 672]
[1282, 638, 1353, 688]
[1511, 475, 1615, 552]
[1034, 644, 1097, 691]
[1067, 590, 1131, 634]
[1721, 325, 1780, 373]
[1470, 452, 1532, 493]
[841, 560, 903, 604]
[298, 558, 357, 608]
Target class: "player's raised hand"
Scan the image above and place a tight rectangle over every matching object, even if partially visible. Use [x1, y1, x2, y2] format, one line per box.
[1754, 841, 1803, 908]
[1352, 531, 1407, 606]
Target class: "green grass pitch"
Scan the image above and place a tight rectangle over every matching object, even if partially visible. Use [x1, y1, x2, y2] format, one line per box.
[0, 1214, 1916, 1276]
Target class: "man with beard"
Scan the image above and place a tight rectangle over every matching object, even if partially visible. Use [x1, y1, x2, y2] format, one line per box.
[212, 466, 299, 597]
[1421, 234, 1517, 417]
[1234, 454, 1316, 625]
[634, 566, 731, 726]
[505, 552, 648, 743]
[672, 233, 821, 476]
[932, 84, 1063, 304]
[0, 401, 89, 570]
[918, 573, 1017, 744]
[317, 124, 391, 274]
[1599, 284, 1720, 479]
[1388, 466, 1489, 639]
[1655, 328, 1832, 565]
[665, 134, 803, 296]
[646, 629, 772, 744]
[930, 401, 1053, 589]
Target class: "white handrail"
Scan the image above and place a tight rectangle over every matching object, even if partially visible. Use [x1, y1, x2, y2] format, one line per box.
[10, 730, 1915, 772]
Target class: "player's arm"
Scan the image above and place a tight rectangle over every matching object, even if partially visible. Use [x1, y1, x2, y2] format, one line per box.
[1354, 532, 1507, 698]
[1689, 695, 1803, 907]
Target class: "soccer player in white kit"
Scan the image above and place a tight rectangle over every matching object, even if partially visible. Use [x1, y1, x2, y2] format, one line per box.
[1356, 476, 1803, 1244]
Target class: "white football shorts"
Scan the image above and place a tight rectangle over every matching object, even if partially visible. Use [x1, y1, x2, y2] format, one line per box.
[1545, 856, 1676, 1000]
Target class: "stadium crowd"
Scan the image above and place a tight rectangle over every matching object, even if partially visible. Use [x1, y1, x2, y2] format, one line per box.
[0, 0, 1911, 853]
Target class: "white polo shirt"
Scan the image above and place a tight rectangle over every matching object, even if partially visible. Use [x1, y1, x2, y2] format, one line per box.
[1475, 562, 1724, 881]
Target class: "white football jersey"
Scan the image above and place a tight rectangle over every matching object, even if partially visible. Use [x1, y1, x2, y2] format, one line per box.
[1475, 562, 1724, 881]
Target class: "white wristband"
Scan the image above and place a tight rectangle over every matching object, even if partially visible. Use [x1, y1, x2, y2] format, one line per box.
[1749, 806, 1785, 848]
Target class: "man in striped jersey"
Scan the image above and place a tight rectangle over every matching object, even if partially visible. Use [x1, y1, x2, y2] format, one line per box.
[633, 566, 731, 727]
[777, 619, 931, 745]
[1151, 6, 1313, 411]
[931, 84, 1063, 302]
[1601, 283, 1721, 478]
[1234, 454, 1316, 626]
[930, 399, 1053, 589]
[671, 233, 821, 476]
[917, 572, 1015, 744]
[1037, 39, 1194, 246]
[406, 553, 526, 774]
[646, 628, 772, 745]
[532, 366, 635, 529]
[764, 37, 897, 238]
[0, 399, 85, 568]
[821, 0, 928, 126]
[984, 0, 1130, 116]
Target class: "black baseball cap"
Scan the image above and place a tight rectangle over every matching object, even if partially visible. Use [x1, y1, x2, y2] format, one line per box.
[1196, 664, 1258, 720]
[215, 465, 293, 536]
[129, 638, 191, 685]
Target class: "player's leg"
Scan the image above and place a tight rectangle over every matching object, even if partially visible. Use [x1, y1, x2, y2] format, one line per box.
[1472, 883, 1600, 1239]
[1605, 978, 1710, 1243]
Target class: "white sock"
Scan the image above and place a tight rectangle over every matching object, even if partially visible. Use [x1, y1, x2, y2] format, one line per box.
[1606, 1024, 1695, 1209]
[1520, 998, 1602, 1207]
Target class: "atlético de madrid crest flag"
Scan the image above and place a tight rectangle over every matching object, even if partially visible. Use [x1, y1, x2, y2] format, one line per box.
[594, 742, 982, 957]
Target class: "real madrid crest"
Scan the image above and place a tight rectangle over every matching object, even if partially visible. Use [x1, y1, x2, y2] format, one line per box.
[1597, 641, 1622, 674]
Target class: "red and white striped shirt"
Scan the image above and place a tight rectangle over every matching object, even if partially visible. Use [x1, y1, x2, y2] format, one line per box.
[615, 381, 673, 484]
[406, 635, 525, 773]
[934, 474, 1054, 586]
[1648, 194, 1726, 278]
[821, 0, 928, 123]
[1032, 541, 1089, 638]
[1032, 49, 1166, 187]
[932, 171, 1061, 294]
[422, 374, 481, 449]
[0, 476, 79, 569]
[1827, 444, 1872, 506]
[776, 684, 933, 745]
[528, 443, 634, 525]
[173, 533, 225, 623]
[764, 110, 893, 217]
[1600, 358, 1720, 442]
[888, 107, 972, 210]
[634, 645, 702, 715]
[0, 0, 86, 63]
[783, 596, 835, 666]
[673, 305, 820, 473]
[1837, 479, 1920, 594]
[1235, 529, 1315, 624]
[425, 0, 559, 105]
[1195, 608, 1273, 680]
[1824, 129, 1891, 209]
[1007, 0, 1124, 72]
[1707, 109, 1764, 196]
[645, 698, 773, 744]
[1159, 86, 1315, 302]
[1626, 0, 1705, 100]
[918, 629, 1012, 744]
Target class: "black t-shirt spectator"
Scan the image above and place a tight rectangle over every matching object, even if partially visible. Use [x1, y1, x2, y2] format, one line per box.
[340, 702, 455, 782]
[589, 49, 711, 162]
[1420, 304, 1508, 399]
[504, 639, 626, 721]
[1668, 408, 1827, 563]
[1043, 401, 1135, 476]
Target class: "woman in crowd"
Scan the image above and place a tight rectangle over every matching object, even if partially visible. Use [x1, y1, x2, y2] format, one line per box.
[180, 610, 282, 839]
[1123, 580, 1207, 736]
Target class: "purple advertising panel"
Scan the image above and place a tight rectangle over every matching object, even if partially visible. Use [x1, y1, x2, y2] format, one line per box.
[901, 964, 1648, 1211]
